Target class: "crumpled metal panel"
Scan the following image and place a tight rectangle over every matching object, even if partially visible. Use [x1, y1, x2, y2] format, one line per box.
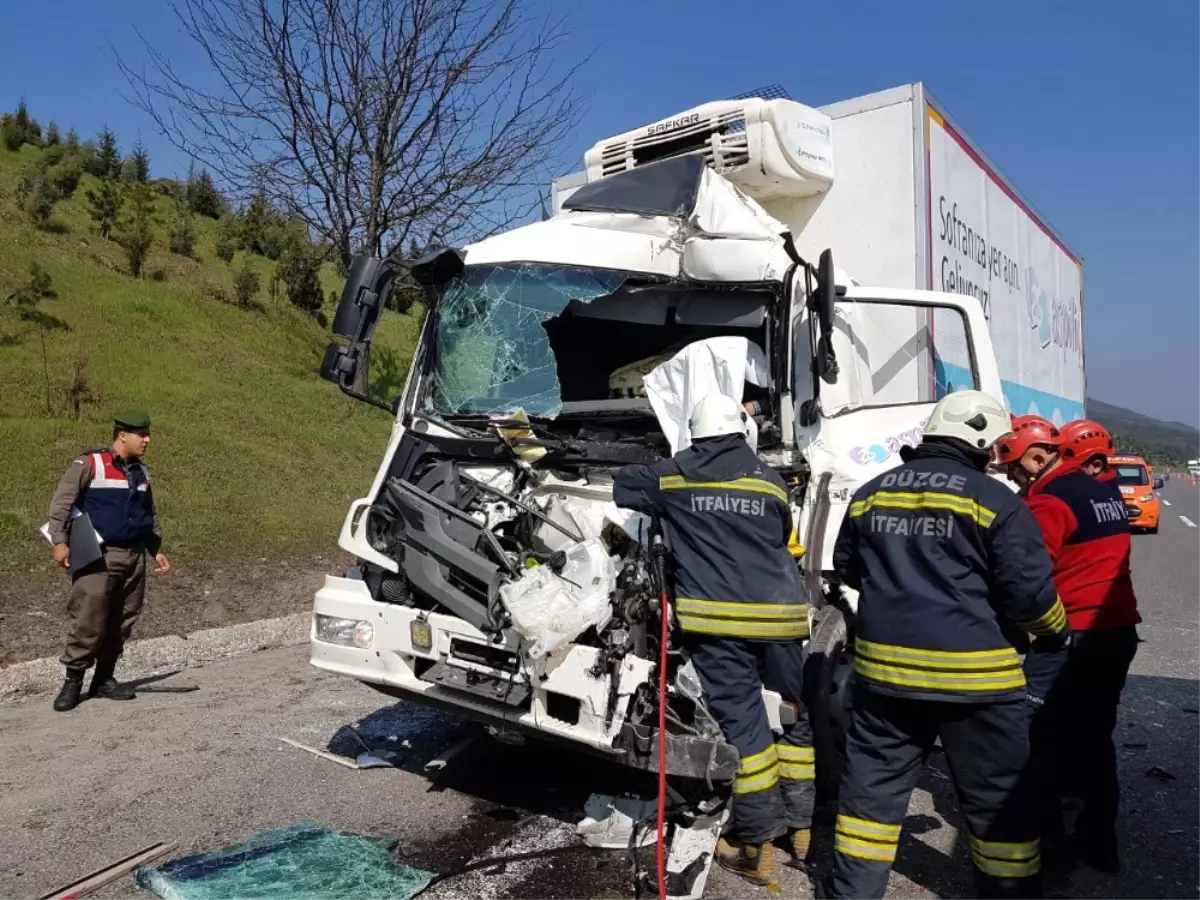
[136, 823, 434, 900]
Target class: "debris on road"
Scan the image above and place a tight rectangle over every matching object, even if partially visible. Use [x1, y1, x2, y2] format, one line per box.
[136, 823, 432, 900]
[39, 842, 177, 900]
[577, 793, 656, 849]
[279, 736, 382, 770]
[137, 685, 200, 694]
[423, 732, 481, 775]
[663, 806, 728, 899]
[1145, 765, 1177, 781]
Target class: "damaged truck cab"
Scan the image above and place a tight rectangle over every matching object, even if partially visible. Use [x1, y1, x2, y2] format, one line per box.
[313, 93, 1002, 788]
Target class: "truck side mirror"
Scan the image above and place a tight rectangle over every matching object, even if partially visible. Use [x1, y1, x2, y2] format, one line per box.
[333, 256, 388, 340]
[814, 249, 839, 383]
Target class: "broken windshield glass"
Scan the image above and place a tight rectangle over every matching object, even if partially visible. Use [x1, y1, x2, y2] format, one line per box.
[428, 265, 628, 418]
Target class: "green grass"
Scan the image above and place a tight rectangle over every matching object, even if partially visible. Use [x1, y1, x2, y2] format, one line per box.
[0, 143, 422, 570]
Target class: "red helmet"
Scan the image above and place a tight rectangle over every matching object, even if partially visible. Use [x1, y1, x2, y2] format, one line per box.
[994, 415, 1062, 465]
[1060, 419, 1113, 464]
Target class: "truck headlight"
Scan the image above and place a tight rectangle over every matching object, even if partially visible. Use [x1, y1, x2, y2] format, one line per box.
[314, 614, 374, 649]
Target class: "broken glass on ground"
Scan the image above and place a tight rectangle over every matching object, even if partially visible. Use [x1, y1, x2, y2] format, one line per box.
[430, 265, 626, 419]
[135, 823, 434, 900]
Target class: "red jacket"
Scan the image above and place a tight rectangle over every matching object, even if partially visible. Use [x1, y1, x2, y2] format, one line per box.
[1026, 462, 1141, 631]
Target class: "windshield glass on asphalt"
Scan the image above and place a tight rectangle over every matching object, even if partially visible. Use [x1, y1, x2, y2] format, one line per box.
[1112, 464, 1149, 486]
[427, 265, 628, 419]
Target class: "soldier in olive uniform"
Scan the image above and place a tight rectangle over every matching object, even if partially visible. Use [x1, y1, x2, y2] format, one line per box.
[47, 411, 171, 712]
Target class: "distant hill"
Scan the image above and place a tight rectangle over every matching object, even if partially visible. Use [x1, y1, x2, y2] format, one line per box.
[1087, 397, 1200, 466]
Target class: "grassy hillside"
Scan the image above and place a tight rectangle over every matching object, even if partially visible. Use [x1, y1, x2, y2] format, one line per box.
[1087, 397, 1200, 466]
[0, 142, 422, 572]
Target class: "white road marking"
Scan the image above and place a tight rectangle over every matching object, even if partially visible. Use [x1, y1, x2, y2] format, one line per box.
[1179, 516, 1196, 529]
[1161, 498, 1172, 506]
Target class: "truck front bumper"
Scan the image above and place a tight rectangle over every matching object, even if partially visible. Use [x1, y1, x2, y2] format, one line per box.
[310, 574, 741, 781]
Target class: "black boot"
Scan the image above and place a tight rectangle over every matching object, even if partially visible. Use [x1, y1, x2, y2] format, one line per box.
[88, 660, 136, 700]
[52, 669, 85, 712]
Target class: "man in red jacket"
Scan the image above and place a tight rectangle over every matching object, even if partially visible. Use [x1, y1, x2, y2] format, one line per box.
[996, 416, 1141, 874]
[1059, 419, 1117, 482]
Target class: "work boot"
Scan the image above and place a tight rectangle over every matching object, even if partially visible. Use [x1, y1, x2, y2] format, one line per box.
[715, 836, 775, 886]
[789, 827, 812, 861]
[88, 661, 136, 700]
[52, 669, 85, 712]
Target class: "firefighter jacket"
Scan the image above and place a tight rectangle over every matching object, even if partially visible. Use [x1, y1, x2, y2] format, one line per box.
[1025, 462, 1141, 631]
[832, 439, 1069, 703]
[47, 449, 162, 553]
[613, 434, 807, 641]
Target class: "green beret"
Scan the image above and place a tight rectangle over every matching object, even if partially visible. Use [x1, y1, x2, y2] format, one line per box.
[114, 410, 151, 430]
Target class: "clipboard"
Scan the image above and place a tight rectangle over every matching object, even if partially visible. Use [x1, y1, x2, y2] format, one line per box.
[39, 508, 105, 574]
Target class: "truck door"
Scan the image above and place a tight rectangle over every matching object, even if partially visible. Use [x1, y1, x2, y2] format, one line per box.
[792, 288, 1001, 578]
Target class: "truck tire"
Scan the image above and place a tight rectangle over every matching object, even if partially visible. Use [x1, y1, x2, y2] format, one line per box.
[807, 605, 854, 820]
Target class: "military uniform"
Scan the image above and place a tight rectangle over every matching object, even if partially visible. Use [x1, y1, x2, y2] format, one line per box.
[47, 412, 163, 710]
[829, 439, 1071, 899]
[614, 432, 813, 882]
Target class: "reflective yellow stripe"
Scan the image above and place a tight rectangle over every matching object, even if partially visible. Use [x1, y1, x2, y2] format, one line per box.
[857, 639, 1021, 671]
[659, 474, 789, 505]
[737, 745, 777, 774]
[776, 744, 815, 763]
[734, 746, 779, 795]
[970, 836, 1040, 878]
[849, 491, 997, 527]
[1017, 597, 1069, 637]
[836, 815, 902, 841]
[855, 657, 1026, 693]
[855, 639, 1025, 694]
[780, 762, 815, 780]
[677, 598, 808, 620]
[834, 815, 900, 863]
[676, 597, 809, 639]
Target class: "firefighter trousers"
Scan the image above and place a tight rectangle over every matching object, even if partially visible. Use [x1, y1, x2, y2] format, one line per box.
[1028, 625, 1138, 848]
[689, 637, 815, 844]
[831, 687, 1041, 900]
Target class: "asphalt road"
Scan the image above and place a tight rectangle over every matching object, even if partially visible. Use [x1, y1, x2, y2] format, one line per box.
[1, 482, 1196, 900]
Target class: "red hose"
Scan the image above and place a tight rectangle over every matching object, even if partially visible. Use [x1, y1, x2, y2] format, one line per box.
[655, 587, 670, 900]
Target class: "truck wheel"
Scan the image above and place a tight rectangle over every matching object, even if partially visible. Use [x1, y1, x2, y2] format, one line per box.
[807, 605, 853, 820]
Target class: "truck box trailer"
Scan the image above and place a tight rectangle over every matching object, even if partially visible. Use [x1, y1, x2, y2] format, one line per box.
[314, 81, 1080, 796]
[554, 82, 1087, 427]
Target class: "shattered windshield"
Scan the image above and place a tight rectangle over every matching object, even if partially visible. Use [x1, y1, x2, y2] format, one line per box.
[428, 265, 628, 418]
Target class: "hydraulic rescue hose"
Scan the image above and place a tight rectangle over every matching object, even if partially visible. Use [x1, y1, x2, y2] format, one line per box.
[650, 532, 670, 900]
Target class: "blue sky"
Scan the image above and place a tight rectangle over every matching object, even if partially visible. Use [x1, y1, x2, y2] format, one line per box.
[3, 0, 1197, 425]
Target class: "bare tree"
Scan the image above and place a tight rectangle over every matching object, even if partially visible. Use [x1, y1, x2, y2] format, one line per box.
[118, 0, 586, 269]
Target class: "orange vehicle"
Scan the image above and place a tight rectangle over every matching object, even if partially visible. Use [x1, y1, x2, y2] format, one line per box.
[1108, 453, 1163, 534]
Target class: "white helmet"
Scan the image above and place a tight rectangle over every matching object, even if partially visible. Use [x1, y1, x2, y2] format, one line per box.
[923, 389, 1012, 451]
[689, 394, 748, 441]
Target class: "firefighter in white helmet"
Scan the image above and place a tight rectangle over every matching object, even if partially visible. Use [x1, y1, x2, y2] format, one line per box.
[613, 393, 813, 885]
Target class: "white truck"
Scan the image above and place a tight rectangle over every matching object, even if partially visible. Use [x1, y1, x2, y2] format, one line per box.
[312, 82, 1083, 796]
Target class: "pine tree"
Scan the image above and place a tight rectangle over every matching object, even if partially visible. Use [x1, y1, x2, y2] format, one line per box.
[86, 178, 123, 240]
[45, 121, 61, 146]
[186, 165, 225, 219]
[89, 126, 121, 179]
[215, 214, 240, 263]
[65, 128, 80, 152]
[118, 182, 156, 277]
[168, 196, 198, 258]
[123, 140, 151, 184]
[277, 227, 323, 315]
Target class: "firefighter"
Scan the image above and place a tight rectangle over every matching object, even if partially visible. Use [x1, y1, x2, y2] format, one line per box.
[47, 411, 170, 712]
[996, 416, 1140, 873]
[1058, 418, 1117, 482]
[827, 391, 1070, 900]
[613, 393, 813, 885]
